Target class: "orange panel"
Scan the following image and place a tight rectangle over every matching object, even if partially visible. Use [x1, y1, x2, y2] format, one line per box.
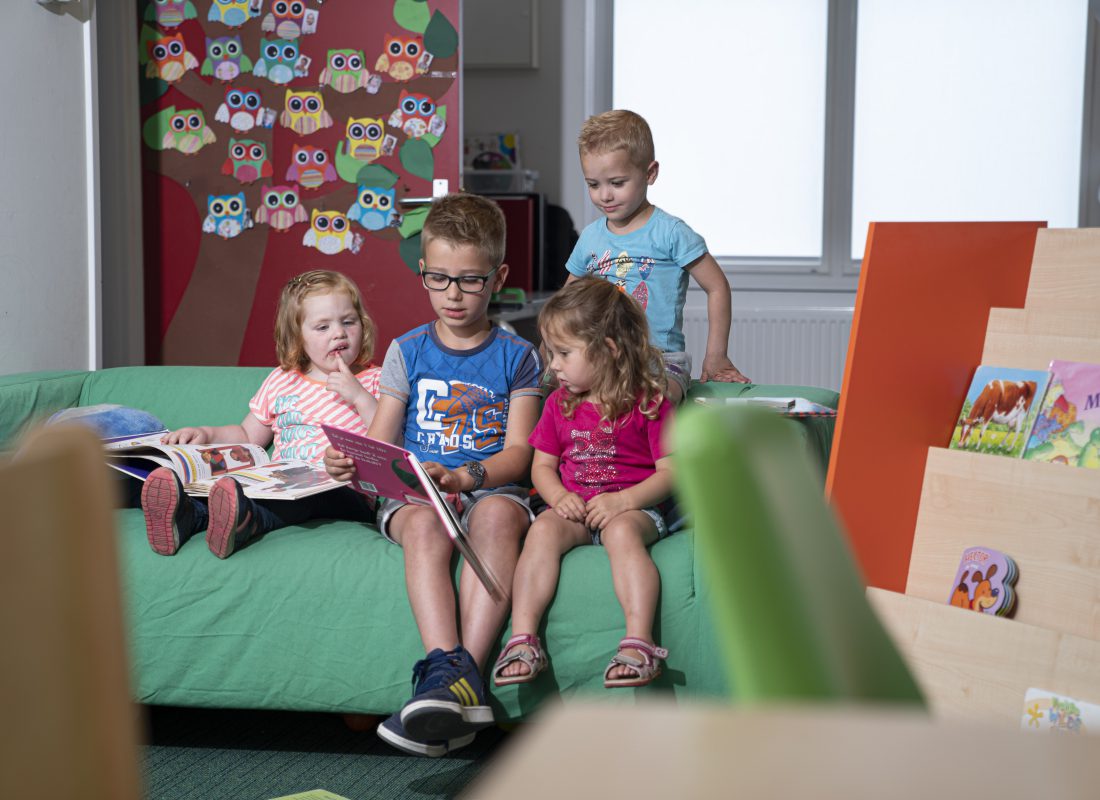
[826, 222, 1043, 591]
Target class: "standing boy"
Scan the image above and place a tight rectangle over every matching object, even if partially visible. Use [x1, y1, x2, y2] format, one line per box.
[325, 193, 541, 757]
[569, 109, 749, 402]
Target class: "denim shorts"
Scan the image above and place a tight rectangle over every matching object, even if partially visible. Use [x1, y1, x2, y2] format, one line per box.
[587, 497, 682, 545]
[377, 484, 533, 544]
[663, 351, 692, 399]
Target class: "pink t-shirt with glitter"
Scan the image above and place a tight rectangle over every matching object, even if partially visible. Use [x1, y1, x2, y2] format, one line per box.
[249, 365, 381, 465]
[528, 388, 671, 502]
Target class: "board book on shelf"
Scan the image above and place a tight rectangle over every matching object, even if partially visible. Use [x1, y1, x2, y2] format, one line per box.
[321, 424, 506, 601]
[1021, 688, 1100, 734]
[103, 432, 343, 500]
[1023, 360, 1100, 469]
[947, 546, 1017, 618]
[948, 365, 1051, 457]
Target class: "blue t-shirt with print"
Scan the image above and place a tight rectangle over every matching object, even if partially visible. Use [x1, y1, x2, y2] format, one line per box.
[378, 322, 542, 469]
[565, 206, 707, 353]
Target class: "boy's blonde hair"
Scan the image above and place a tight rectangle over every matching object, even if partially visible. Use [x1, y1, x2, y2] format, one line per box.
[421, 192, 506, 269]
[539, 277, 666, 423]
[274, 269, 376, 373]
[577, 109, 655, 169]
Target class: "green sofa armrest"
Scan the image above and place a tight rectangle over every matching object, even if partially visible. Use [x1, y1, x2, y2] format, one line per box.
[0, 370, 90, 449]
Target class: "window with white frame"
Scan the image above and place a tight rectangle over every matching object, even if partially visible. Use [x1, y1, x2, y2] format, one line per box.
[612, 0, 1088, 276]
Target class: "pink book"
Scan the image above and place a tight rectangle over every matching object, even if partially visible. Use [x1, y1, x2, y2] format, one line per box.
[322, 424, 505, 601]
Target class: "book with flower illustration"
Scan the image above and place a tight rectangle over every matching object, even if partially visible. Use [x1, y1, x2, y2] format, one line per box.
[948, 366, 1051, 457]
[1023, 360, 1100, 469]
[321, 424, 505, 601]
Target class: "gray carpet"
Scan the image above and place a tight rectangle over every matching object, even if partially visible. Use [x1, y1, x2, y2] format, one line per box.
[142, 706, 508, 800]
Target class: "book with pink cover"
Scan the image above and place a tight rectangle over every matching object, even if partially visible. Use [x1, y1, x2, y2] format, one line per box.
[322, 424, 506, 601]
[1023, 360, 1100, 468]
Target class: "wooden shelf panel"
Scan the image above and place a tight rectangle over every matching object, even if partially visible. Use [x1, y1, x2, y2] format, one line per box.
[981, 307, 1100, 369]
[1025, 228, 1100, 310]
[906, 448, 1100, 640]
[868, 588, 1100, 727]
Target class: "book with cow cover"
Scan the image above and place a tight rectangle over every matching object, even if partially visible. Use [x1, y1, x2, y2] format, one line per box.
[948, 366, 1051, 458]
[321, 424, 506, 601]
[1023, 360, 1100, 469]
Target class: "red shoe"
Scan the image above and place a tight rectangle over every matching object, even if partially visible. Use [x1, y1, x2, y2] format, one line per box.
[206, 477, 256, 559]
[141, 467, 196, 555]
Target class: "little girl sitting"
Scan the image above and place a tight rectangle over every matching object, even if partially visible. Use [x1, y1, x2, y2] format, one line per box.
[494, 277, 676, 687]
[141, 269, 380, 558]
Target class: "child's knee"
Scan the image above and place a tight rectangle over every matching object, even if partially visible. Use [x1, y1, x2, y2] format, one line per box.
[468, 496, 528, 538]
[600, 516, 654, 550]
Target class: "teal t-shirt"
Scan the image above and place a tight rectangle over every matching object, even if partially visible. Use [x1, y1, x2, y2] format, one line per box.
[565, 207, 707, 353]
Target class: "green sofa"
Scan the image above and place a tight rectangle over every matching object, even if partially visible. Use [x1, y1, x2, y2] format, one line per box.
[0, 367, 839, 720]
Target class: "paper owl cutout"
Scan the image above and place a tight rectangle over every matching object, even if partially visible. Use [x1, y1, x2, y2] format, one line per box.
[144, 0, 197, 28]
[347, 185, 398, 231]
[280, 89, 333, 136]
[261, 0, 311, 40]
[345, 117, 385, 162]
[203, 193, 253, 239]
[145, 33, 199, 83]
[319, 49, 374, 94]
[254, 39, 300, 86]
[374, 33, 426, 82]
[207, 0, 254, 27]
[221, 138, 273, 185]
[387, 90, 443, 139]
[285, 144, 337, 190]
[201, 35, 253, 82]
[254, 185, 309, 232]
[303, 210, 362, 255]
[215, 87, 267, 134]
[161, 108, 216, 155]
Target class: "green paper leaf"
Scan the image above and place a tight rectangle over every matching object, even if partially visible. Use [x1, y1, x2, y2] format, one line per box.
[393, 0, 430, 33]
[138, 25, 160, 65]
[399, 233, 422, 273]
[423, 10, 458, 58]
[142, 106, 175, 150]
[355, 163, 400, 189]
[139, 76, 170, 105]
[335, 141, 365, 184]
[400, 138, 434, 181]
[398, 205, 429, 239]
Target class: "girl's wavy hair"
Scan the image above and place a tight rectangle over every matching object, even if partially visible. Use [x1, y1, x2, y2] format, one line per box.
[274, 270, 376, 373]
[539, 277, 666, 423]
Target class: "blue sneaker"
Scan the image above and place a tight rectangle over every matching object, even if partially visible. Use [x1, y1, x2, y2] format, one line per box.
[376, 711, 474, 758]
[400, 646, 494, 742]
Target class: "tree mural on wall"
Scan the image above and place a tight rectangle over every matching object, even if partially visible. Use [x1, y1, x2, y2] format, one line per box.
[138, 0, 459, 365]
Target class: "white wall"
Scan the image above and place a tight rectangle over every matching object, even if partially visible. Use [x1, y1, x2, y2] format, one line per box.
[0, 2, 94, 374]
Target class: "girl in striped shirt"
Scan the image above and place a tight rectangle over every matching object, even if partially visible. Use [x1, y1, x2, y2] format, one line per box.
[141, 270, 381, 558]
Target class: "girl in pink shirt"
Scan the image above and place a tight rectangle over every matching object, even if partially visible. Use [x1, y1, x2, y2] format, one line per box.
[493, 277, 676, 689]
[141, 270, 381, 558]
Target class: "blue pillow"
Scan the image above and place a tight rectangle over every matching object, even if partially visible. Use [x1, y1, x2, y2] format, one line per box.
[47, 404, 165, 439]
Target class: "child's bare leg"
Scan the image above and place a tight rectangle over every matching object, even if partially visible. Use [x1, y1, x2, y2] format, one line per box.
[457, 496, 529, 670]
[499, 509, 588, 679]
[600, 512, 661, 681]
[389, 504, 461, 653]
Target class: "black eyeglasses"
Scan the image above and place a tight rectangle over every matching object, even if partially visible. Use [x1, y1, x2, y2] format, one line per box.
[421, 267, 499, 294]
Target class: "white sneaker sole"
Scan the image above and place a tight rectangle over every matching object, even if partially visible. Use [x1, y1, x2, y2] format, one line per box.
[377, 721, 475, 758]
[401, 699, 494, 742]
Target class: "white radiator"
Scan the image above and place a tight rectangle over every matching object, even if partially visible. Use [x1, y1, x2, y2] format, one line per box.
[683, 307, 853, 392]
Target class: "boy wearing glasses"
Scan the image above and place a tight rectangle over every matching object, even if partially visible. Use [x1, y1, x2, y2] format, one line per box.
[325, 193, 541, 757]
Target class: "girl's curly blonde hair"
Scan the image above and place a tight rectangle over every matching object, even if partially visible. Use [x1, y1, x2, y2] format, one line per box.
[539, 277, 666, 423]
[274, 270, 376, 373]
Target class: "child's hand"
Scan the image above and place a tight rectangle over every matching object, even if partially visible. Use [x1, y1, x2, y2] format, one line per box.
[551, 491, 587, 523]
[323, 445, 355, 482]
[701, 354, 751, 384]
[327, 356, 370, 407]
[421, 461, 466, 493]
[584, 491, 634, 530]
[163, 427, 209, 445]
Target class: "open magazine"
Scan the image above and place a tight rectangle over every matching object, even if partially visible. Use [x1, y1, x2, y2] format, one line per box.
[103, 431, 345, 500]
[322, 424, 506, 601]
[693, 395, 837, 417]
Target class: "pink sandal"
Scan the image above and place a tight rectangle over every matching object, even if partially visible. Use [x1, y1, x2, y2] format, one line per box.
[492, 633, 548, 686]
[603, 637, 668, 688]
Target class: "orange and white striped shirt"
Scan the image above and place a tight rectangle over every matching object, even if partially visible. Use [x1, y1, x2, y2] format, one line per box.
[249, 366, 382, 465]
